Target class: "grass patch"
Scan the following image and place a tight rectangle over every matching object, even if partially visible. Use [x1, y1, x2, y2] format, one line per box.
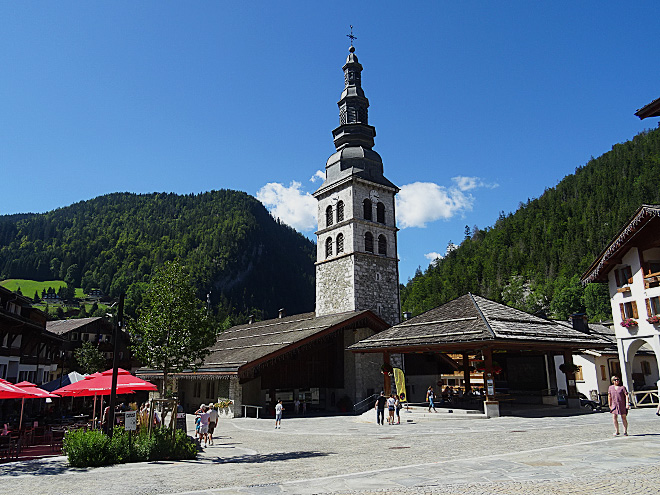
[1, 279, 67, 296]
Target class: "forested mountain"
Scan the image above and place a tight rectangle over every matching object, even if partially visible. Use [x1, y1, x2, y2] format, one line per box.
[0, 190, 315, 322]
[401, 127, 660, 321]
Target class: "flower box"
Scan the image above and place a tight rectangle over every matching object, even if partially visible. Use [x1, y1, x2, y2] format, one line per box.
[620, 318, 638, 328]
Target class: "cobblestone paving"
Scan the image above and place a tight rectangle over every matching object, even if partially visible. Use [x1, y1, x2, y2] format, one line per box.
[1, 408, 659, 495]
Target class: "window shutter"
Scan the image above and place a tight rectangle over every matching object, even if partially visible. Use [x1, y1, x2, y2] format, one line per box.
[632, 301, 639, 319]
[614, 270, 621, 286]
[647, 298, 652, 317]
[620, 303, 625, 320]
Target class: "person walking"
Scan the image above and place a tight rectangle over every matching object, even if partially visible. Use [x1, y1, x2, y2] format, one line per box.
[608, 376, 630, 436]
[387, 394, 396, 425]
[426, 386, 437, 412]
[275, 399, 284, 429]
[395, 394, 402, 424]
[374, 392, 387, 425]
[195, 404, 210, 447]
[207, 403, 218, 445]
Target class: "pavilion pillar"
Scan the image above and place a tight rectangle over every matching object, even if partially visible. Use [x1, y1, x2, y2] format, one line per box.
[383, 352, 391, 394]
[482, 347, 499, 418]
[462, 353, 471, 394]
[562, 349, 580, 408]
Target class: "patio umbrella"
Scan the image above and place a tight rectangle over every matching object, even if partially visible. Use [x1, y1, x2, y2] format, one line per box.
[14, 381, 60, 430]
[0, 379, 40, 399]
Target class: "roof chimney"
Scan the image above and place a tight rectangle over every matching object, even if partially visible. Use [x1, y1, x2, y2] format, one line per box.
[248, 315, 254, 324]
[570, 313, 589, 333]
[278, 308, 286, 319]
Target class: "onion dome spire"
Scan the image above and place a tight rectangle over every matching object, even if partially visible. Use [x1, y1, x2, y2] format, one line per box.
[332, 44, 376, 151]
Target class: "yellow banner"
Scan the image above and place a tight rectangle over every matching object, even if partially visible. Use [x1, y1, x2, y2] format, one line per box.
[393, 367, 407, 402]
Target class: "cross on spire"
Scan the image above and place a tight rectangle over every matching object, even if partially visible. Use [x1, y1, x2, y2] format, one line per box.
[347, 25, 357, 46]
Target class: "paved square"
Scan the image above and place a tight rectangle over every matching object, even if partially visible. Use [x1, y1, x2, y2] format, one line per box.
[1, 408, 659, 494]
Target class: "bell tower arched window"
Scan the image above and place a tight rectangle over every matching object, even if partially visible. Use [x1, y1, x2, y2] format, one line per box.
[378, 235, 387, 255]
[337, 200, 344, 222]
[336, 233, 344, 254]
[326, 205, 333, 227]
[377, 202, 385, 224]
[363, 199, 372, 221]
[325, 237, 333, 258]
[365, 232, 374, 253]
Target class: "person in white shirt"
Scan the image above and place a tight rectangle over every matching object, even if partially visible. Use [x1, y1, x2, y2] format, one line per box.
[195, 405, 211, 447]
[386, 394, 396, 425]
[275, 400, 284, 429]
[207, 404, 219, 445]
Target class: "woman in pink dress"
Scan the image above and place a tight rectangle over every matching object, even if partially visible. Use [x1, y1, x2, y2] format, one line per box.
[608, 376, 630, 436]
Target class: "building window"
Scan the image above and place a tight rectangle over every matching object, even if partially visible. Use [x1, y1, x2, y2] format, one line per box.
[336, 233, 344, 254]
[641, 360, 652, 375]
[71, 333, 79, 341]
[376, 202, 385, 224]
[193, 382, 201, 397]
[365, 232, 374, 253]
[325, 237, 333, 258]
[363, 199, 372, 221]
[337, 201, 344, 222]
[620, 301, 638, 319]
[206, 381, 215, 399]
[378, 235, 387, 255]
[82, 333, 89, 342]
[600, 365, 607, 381]
[615, 265, 633, 287]
[647, 296, 660, 316]
[326, 205, 333, 227]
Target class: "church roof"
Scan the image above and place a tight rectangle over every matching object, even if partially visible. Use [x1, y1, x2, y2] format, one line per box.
[350, 294, 610, 352]
[635, 95, 660, 120]
[199, 310, 389, 373]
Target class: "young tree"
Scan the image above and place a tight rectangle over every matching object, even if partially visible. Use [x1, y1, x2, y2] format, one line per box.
[74, 341, 107, 374]
[129, 260, 216, 397]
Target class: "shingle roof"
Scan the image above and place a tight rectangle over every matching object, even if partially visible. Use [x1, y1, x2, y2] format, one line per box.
[201, 310, 387, 372]
[46, 317, 107, 335]
[350, 294, 610, 351]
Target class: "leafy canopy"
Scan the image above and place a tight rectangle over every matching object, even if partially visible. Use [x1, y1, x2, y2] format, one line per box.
[74, 340, 107, 374]
[130, 260, 216, 395]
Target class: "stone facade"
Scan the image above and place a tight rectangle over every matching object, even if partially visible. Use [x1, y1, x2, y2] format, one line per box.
[314, 46, 401, 327]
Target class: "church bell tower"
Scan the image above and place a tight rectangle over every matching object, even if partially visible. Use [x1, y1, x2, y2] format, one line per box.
[313, 43, 401, 326]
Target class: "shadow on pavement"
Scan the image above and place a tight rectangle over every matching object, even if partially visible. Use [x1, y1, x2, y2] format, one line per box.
[0, 458, 77, 477]
[210, 450, 331, 464]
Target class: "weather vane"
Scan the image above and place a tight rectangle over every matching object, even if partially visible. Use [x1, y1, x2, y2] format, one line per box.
[347, 25, 357, 46]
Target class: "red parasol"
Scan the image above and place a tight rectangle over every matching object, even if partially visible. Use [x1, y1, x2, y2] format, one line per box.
[53, 369, 157, 396]
[0, 378, 41, 399]
[13, 381, 60, 430]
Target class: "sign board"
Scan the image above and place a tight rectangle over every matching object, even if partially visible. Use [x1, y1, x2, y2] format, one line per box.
[486, 378, 495, 397]
[124, 410, 137, 431]
[176, 412, 187, 432]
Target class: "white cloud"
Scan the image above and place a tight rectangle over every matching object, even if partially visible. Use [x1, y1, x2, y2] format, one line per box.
[452, 176, 499, 191]
[256, 181, 317, 232]
[310, 170, 325, 183]
[396, 181, 474, 228]
[424, 252, 443, 261]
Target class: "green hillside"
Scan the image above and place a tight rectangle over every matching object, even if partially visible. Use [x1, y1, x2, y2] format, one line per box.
[401, 127, 660, 321]
[0, 190, 315, 321]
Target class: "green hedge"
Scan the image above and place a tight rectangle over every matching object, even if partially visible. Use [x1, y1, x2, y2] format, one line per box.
[63, 427, 198, 467]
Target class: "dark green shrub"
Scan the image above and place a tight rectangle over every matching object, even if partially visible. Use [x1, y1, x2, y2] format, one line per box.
[63, 429, 111, 467]
[63, 428, 197, 467]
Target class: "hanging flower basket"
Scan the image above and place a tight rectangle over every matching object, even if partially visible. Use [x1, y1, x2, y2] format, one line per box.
[647, 315, 660, 325]
[380, 363, 394, 376]
[620, 318, 638, 328]
[559, 363, 580, 374]
[473, 361, 502, 374]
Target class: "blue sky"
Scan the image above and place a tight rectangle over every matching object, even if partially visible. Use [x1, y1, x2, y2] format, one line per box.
[1, 2, 659, 283]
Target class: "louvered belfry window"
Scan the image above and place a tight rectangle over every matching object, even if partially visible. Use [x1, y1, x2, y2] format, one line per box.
[325, 237, 333, 258]
[337, 233, 344, 254]
[365, 232, 374, 253]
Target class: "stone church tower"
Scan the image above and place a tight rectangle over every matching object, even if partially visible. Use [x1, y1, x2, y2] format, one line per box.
[314, 45, 401, 326]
